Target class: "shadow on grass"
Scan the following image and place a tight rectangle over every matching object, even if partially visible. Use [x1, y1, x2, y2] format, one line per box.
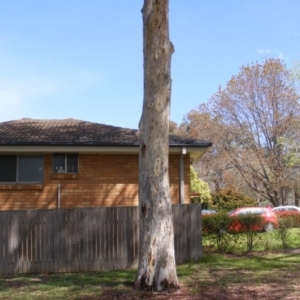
[0, 269, 137, 294]
[1, 253, 300, 299]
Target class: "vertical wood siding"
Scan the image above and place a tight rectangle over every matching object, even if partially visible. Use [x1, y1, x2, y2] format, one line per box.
[0, 204, 201, 275]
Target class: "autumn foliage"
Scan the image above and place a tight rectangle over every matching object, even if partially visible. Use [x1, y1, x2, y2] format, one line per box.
[183, 59, 300, 207]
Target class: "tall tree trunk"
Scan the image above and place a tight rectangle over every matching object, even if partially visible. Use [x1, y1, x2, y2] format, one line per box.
[134, 0, 178, 292]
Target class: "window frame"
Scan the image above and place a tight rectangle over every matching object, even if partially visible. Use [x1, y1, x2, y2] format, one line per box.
[0, 154, 43, 184]
[52, 153, 79, 174]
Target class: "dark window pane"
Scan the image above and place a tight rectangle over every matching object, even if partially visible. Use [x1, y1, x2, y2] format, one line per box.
[0, 155, 17, 182]
[19, 156, 43, 182]
[67, 154, 78, 173]
[53, 155, 65, 173]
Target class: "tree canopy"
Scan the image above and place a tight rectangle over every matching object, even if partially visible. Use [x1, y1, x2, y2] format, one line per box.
[184, 59, 300, 207]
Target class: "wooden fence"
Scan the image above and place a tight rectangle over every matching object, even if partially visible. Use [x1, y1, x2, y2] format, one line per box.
[0, 204, 202, 275]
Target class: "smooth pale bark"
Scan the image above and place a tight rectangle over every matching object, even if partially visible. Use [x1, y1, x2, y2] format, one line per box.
[134, 0, 179, 292]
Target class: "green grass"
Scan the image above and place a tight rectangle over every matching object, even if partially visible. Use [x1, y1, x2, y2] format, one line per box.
[1, 252, 300, 299]
[202, 228, 300, 253]
[0, 270, 137, 300]
[178, 252, 300, 297]
[0, 229, 300, 299]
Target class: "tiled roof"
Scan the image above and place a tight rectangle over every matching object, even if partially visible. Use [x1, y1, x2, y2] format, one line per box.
[0, 119, 212, 147]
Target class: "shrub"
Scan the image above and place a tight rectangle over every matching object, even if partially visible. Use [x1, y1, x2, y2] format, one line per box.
[275, 216, 295, 249]
[293, 214, 300, 227]
[210, 189, 256, 212]
[288, 214, 300, 228]
[203, 213, 264, 252]
[202, 212, 237, 253]
[234, 214, 263, 251]
[190, 166, 212, 208]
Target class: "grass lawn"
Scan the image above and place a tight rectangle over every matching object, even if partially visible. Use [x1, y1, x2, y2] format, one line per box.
[202, 228, 300, 253]
[180, 251, 300, 299]
[0, 229, 300, 299]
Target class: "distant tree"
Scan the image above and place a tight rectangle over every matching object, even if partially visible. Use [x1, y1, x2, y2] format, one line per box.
[169, 121, 178, 134]
[169, 120, 189, 136]
[135, 0, 179, 292]
[190, 166, 212, 208]
[184, 108, 255, 200]
[277, 133, 300, 206]
[184, 59, 300, 207]
[184, 111, 233, 192]
[291, 59, 300, 93]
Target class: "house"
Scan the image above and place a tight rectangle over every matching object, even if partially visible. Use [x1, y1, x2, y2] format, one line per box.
[0, 118, 212, 210]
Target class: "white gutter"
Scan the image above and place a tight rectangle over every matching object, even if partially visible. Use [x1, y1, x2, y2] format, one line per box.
[0, 145, 209, 160]
[179, 147, 186, 204]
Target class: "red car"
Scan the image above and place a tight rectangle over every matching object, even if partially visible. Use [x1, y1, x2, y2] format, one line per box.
[272, 206, 300, 226]
[228, 207, 279, 232]
[272, 205, 300, 216]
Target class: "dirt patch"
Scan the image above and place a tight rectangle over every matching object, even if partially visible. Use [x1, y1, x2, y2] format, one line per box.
[91, 287, 199, 300]
[90, 250, 300, 300]
[108, 284, 299, 300]
[75, 280, 300, 300]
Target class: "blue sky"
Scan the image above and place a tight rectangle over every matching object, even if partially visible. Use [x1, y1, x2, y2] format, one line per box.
[1, 0, 299, 129]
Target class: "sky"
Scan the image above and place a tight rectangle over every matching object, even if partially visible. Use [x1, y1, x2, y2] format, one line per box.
[0, 0, 300, 130]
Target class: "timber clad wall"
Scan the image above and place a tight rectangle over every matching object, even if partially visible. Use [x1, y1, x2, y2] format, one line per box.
[0, 204, 202, 275]
[0, 154, 191, 210]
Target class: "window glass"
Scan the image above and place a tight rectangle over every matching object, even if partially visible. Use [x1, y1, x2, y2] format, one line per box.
[277, 208, 284, 211]
[0, 155, 43, 183]
[53, 154, 65, 173]
[67, 154, 78, 173]
[0, 155, 17, 182]
[53, 154, 78, 173]
[19, 156, 43, 182]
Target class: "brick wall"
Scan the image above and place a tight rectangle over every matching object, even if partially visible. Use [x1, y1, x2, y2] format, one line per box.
[0, 153, 191, 210]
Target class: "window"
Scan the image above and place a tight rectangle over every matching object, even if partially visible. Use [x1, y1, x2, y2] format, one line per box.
[289, 208, 298, 212]
[239, 208, 263, 215]
[53, 154, 78, 173]
[0, 155, 43, 183]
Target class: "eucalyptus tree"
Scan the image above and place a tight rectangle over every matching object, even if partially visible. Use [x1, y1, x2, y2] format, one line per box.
[135, 0, 179, 291]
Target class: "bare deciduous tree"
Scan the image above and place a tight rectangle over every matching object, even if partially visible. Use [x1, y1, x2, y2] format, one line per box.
[185, 59, 300, 206]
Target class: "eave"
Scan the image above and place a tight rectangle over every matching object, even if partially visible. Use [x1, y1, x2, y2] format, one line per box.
[0, 144, 210, 162]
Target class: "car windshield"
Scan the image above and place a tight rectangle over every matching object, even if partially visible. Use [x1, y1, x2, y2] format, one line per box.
[272, 207, 281, 211]
[202, 210, 216, 214]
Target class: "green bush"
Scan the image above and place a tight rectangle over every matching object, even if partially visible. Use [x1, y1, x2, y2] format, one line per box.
[233, 214, 263, 251]
[203, 213, 264, 252]
[276, 216, 295, 249]
[210, 189, 256, 212]
[202, 212, 237, 253]
[190, 166, 212, 208]
[292, 214, 300, 227]
[229, 214, 264, 232]
[202, 212, 230, 233]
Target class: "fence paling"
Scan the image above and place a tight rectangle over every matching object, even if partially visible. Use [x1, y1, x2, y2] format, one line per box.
[0, 204, 201, 275]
